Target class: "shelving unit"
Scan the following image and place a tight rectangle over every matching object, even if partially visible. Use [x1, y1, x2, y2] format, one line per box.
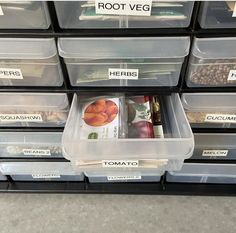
[0, 1, 235, 195]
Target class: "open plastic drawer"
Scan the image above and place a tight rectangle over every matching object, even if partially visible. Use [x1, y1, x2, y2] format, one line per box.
[0, 93, 69, 127]
[182, 93, 236, 129]
[166, 163, 236, 184]
[58, 37, 190, 87]
[85, 170, 162, 183]
[62, 93, 194, 172]
[0, 1, 50, 29]
[198, 1, 236, 29]
[191, 133, 236, 160]
[0, 38, 63, 87]
[0, 131, 63, 158]
[54, 1, 194, 29]
[186, 37, 236, 87]
[0, 162, 84, 182]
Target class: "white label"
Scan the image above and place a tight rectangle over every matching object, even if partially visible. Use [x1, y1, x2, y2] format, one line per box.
[0, 6, 3, 16]
[23, 149, 51, 157]
[95, 0, 152, 16]
[109, 68, 139, 80]
[0, 68, 23, 80]
[202, 150, 228, 157]
[0, 114, 43, 123]
[204, 114, 236, 124]
[233, 3, 236, 17]
[32, 174, 61, 179]
[107, 175, 141, 181]
[228, 70, 236, 81]
[102, 160, 139, 168]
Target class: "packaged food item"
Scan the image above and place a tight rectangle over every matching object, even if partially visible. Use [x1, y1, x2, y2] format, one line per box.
[126, 96, 154, 138]
[151, 96, 164, 138]
[79, 96, 123, 139]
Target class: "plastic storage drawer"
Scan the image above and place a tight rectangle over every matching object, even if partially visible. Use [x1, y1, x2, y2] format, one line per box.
[0, 131, 64, 158]
[85, 170, 161, 183]
[0, 93, 69, 127]
[182, 93, 236, 129]
[0, 1, 50, 29]
[0, 38, 63, 87]
[186, 37, 236, 87]
[191, 133, 236, 160]
[0, 162, 84, 181]
[54, 1, 194, 29]
[62, 93, 194, 173]
[166, 163, 236, 184]
[198, 1, 236, 29]
[58, 37, 190, 87]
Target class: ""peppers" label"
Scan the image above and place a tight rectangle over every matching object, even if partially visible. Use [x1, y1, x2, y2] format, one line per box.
[0, 68, 23, 79]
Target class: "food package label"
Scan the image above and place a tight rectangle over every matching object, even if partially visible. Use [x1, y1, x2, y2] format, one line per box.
[0, 68, 23, 79]
[0, 114, 43, 123]
[228, 70, 236, 81]
[102, 160, 139, 168]
[0, 6, 3, 16]
[204, 114, 236, 123]
[109, 68, 139, 80]
[202, 150, 228, 157]
[32, 173, 61, 179]
[80, 98, 119, 139]
[23, 149, 51, 157]
[107, 174, 142, 181]
[95, 0, 152, 16]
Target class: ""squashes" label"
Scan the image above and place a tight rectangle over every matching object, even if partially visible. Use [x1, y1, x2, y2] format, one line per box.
[95, 0, 152, 16]
[0, 114, 43, 122]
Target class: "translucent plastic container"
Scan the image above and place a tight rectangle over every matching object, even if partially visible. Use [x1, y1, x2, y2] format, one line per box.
[199, 1, 236, 29]
[0, 131, 63, 158]
[166, 163, 236, 184]
[182, 93, 236, 129]
[186, 37, 236, 87]
[0, 93, 69, 127]
[191, 133, 236, 160]
[62, 93, 194, 172]
[54, 1, 194, 29]
[187, 37, 236, 87]
[0, 38, 63, 87]
[85, 170, 162, 183]
[0, 162, 84, 181]
[0, 1, 50, 29]
[58, 37, 190, 87]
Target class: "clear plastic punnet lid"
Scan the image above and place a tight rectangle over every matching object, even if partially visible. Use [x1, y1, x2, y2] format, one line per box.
[58, 37, 190, 59]
[182, 93, 236, 111]
[0, 93, 69, 111]
[192, 37, 236, 59]
[0, 38, 57, 59]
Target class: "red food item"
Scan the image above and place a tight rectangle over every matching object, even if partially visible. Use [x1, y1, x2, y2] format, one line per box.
[128, 121, 154, 138]
[129, 96, 151, 104]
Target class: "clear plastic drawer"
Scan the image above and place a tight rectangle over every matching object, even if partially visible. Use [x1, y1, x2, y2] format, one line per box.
[0, 93, 69, 127]
[186, 37, 236, 87]
[166, 163, 236, 184]
[0, 38, 63, 87]
[0, 162, 84, 182]
[182, 93, 236, 129]
[0, 131, 63, 158]
[62, 93, 194, 172]
[54, 1, 194, 29]
[58, 37, 190, 87]
[0, 1, 50, 29]
[199, 1, 236, 29]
